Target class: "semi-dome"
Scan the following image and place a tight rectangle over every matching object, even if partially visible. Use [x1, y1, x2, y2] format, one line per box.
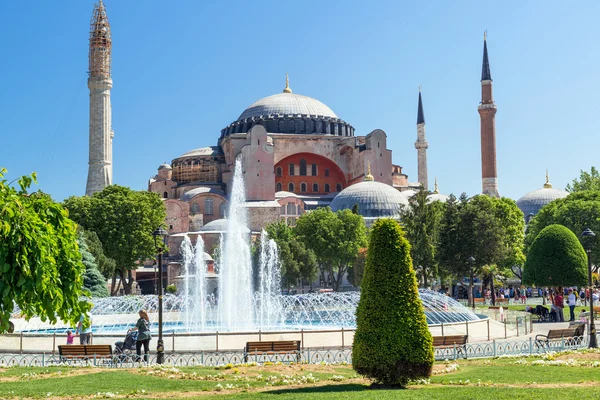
[181, 187, 226, 202]
[220, 76, 354, 137]
[330, 173, 408, 219]
[199, 219, 250, 234]
[516, 174, 569, 222]
[176, 146, 223, 159]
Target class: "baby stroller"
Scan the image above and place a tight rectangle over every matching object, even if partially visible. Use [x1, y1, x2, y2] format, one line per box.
[114, 330, 138, 360]
[534, 305, 550, 322]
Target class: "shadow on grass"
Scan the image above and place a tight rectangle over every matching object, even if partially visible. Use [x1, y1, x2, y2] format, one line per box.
[263, 383, 406, 395]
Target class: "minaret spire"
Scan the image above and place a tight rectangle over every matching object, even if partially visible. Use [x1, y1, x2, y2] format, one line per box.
[86, 1, 114, 196]
[415, 85, 429, 190]
[478, 32, 499, 197]
[283, 72, 292, 93]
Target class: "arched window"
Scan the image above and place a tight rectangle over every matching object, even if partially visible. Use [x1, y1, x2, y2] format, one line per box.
[288, 182, 295, 192]
[325, 168, 330, 177]
[287, 203, 295, 215]
[276, 182, 283, 192]
[190, 203, 200, 214]
[336, 183, 342, 192]
[324, 184, 330, 193]
[289, 164, 295, 176]
[311, 163, 317, 176]
[276, 166, 283, 177]
[312, 183, 319, 192]
[219, 203, 226, 217]
[300, 183, 307, 192]
[163, 191, 168, 199]
[299, 159, 307, 176]
[205, 198, 214, 215]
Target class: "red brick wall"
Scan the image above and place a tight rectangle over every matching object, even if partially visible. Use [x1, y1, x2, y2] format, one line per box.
[274, 153, 347, 195]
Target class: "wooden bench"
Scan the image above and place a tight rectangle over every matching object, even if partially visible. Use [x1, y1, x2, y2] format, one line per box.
[495, 298, 509, 305]
[474, 298, 486, 304]
[535, 328, 579, 348]
[58, 344, 113, 362]
[244, 341, 301, 362]
[432, 335, 468, 358]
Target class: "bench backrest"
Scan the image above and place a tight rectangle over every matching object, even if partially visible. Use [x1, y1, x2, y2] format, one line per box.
[432, 335, 468, 346]
[546, 328, 577, 339]
[58, 344, 112, 356]
[246, 341, 300, 353]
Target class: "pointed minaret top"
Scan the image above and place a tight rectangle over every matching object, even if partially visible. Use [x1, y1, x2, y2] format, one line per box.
[417, 86, 425, 125]
[543, 169, 553, 189]
[481, 31, 492, 81]
[283, 73, 292, 93]
[365, 162, 374, 181]
[433, 177, 439, 194]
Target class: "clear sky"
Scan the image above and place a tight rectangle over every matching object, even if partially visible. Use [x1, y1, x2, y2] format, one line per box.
[2, 1, 599, 202]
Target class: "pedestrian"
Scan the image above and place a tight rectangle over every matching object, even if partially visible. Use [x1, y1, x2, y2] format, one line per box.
[128, 309, 152, 363]
[76, 312, 93, 345]
[66, 330, 77, 345]
[554, 289, 565, 322]
[568, 288, 577, 321]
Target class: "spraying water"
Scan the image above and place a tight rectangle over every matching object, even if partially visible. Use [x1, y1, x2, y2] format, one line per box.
[257, 230, 283, 329]
[218, 156, 254, 330]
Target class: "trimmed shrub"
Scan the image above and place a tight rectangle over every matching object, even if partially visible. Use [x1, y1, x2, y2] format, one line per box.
[523, 224, 587, 287]
[352, 218, 433, 386]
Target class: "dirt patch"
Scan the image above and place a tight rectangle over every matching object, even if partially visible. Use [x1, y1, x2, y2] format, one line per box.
[555, 353, 600, 361]
[0, 368, 105, 382]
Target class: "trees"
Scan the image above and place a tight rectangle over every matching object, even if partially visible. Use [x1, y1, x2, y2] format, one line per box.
[295, 208, 367, 291]
[437, 194, 524, 305]
[63, 185, 166, 295]
[82, 230, 115, 280]
[347, 248, 367, 288]
[566, 166, 600, 192]
[525, 191, 600, 266]
[78, 232, 110, 297]
[264, 221, 317, 289]
[400, 188, 444, 287]
[353, 219, 433, 386]
[0, 169, 90, 333]
[523, 224, 587, 288]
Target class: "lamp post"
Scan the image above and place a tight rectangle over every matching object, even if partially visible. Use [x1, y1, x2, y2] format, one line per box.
[582, 228, 597, 348]
[153, 262, 157, 295]
[468, 256, 476, 310]
[153, 227, 168, 363]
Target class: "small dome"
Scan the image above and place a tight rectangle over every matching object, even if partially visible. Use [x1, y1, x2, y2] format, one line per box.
[275, 191, 299, 198]
[401, 189, 417, 198]
[181, 187, 225, 202]
[238, 92, 338, 121]
[158, 163, 172, 170]
[199, 219, 250, 234]
[427, 193, 449, 203]
[517, 187, 568, 220]
[330, 181, 409, 218]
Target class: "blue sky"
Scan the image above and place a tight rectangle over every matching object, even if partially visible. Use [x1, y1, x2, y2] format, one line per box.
[1, 1, 599, 201]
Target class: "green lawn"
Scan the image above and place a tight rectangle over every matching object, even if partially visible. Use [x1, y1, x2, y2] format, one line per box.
[3, 353, 600, 399]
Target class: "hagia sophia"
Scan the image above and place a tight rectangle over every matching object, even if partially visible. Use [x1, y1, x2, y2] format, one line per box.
[85, 2, 568, 281]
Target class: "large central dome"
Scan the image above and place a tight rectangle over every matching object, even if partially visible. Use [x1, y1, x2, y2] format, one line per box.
[220, 76, 354, 137]
[238, 92, 338, 121]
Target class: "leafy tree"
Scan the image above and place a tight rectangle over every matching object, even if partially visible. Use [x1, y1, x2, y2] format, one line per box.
[525, 190, 600, 267]
[523, 224, 587, 288]
[82, 229, 115, 279]
[63, 185, 166, 295]
[566, 166, 600, 192]
[295, 208, 367, 291]
[77, 232, 109, 297]
[400, 188, 444, 287]
[264, 221, 317, 289]
[347, 248, 367, 288]
[0, 169, 90, 333]
[353, 219, 433, 386]
[438, 194, 524, 305]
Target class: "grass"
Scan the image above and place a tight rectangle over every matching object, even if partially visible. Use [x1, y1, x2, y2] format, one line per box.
[3, 352, 600, 399]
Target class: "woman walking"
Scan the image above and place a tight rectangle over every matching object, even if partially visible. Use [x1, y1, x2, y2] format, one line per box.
[128, 310, 152, 362]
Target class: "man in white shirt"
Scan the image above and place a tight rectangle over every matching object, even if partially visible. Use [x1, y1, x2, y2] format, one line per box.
[567, 289, 577, 322]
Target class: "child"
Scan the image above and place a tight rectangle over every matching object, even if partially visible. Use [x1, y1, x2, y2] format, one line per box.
[66, 330, 77, 345]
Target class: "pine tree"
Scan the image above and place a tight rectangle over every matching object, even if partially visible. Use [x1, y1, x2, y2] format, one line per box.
[353, 219, 433, 387]
[78, 233, 109, 297]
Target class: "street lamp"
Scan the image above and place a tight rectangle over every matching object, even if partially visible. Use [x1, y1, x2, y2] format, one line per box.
[468, 256, 476, 310]
[153, 227, 168, 363]
[582, 228, 597, 348]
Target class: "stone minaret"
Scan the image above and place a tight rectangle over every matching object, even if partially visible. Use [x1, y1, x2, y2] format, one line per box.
[478, 32, 499, 197]
[414, 86, 428, 190]
[86, 1, 114, 196]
